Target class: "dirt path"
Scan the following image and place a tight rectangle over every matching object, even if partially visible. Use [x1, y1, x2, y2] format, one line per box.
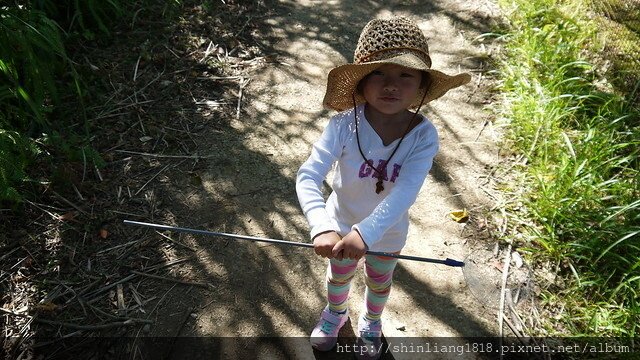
[124, 0, 505, 358]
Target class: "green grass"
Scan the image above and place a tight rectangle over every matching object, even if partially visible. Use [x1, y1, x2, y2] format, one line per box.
[494, 0, 639, 337]
[0, 6, 69, 202]
[0, 1, 183, 203]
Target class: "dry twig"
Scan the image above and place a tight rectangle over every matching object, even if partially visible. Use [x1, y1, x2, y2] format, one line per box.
[200, 41, 214, 63]
[50, 190, 88, 215]
[133, 55, 142, 81]
[115, 149, 216, 159]
[236, 77, 250, 119]
[131, 270, 211, 289]
[498, 244, 512, 360]
[144, 258, 190, 272]
[81, 274, 138, 306]
[0, 307, 152, 331]
[117, 284, 126, 315]
[155, 231, 196, 252]
[96, 239, 145, 255]
[475, 120, 490, 141]
[146, 284, 177, 324]
[134, 164, 170, 196]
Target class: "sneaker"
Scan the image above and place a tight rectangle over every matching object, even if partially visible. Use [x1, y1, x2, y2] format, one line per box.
[355, 315, 383, 360]
[310, 307, 349, 351]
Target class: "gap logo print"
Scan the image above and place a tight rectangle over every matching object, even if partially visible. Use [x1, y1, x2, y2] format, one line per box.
[358, 159, 401, 182]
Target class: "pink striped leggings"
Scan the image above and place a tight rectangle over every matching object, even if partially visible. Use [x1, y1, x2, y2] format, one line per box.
[326, 255, 398, 321]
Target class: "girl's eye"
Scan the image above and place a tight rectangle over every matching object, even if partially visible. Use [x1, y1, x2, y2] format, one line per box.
[370, 70, 384, 76]
[401, 73, 415, 78]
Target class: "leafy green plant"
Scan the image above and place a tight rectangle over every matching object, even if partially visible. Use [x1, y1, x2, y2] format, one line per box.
[0, 6, 67, 131]
[0, 6, 71, 201]
[494, 0, 640, 337]
[0, 127, 38, 203]
[31, 0, 124, 37]
[0, 1, 182, 202]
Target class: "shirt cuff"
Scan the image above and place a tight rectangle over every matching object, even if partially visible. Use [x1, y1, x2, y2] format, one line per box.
[351, 223, 379, 250]
[310, 223, 338, 240]
[306, 207, 337, 240]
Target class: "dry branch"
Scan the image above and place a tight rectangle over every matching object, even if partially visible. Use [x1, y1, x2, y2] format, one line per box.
[155, 231, 196, 252]
[81, 274, 138, 306]
[236, 77, 251, 119]
[131, 270, 211, 289]
[144, 258, 189, 272]
[96, 239, 145, 255]
[134, 164, 170, 196]
[50, 190, 88, 215]
[115, 150, 217, 159]
[498, 244, 512, 360]
[1, 307, 152, 331]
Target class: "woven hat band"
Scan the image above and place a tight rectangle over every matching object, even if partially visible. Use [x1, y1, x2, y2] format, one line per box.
[357, 47, 432, 69]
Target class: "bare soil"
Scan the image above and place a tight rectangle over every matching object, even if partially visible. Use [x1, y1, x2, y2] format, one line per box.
[1, 1, 534, 359]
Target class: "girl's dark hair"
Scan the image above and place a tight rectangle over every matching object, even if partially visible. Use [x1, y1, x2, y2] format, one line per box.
[355, 70, 431, 95]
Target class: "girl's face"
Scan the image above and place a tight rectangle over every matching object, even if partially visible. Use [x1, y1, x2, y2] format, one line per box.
[360, 64, 423, 117]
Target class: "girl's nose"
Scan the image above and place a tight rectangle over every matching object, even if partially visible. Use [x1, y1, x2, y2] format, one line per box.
[383, 76, 398, 91]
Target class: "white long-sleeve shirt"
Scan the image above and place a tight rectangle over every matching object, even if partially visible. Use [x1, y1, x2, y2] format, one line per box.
[296, 104, 439, 252]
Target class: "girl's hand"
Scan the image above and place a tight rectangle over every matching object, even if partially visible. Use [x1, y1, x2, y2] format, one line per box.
[313, 231, 341, 258]
[332, 230, 367, 260]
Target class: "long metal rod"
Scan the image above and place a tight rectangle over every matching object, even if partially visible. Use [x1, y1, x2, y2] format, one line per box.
[123, 220, 464, 267]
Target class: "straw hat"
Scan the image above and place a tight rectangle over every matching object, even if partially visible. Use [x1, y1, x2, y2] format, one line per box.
[323, 17, 472, 111]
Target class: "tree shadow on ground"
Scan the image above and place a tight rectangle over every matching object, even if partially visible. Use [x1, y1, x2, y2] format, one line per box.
[2, 1, 500, 359]
[161, 0, 499, 357]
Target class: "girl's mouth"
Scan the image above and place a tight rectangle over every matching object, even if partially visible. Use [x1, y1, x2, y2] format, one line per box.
[379, 96, 399, 102]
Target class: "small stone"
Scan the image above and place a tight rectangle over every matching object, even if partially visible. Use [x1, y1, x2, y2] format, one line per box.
[143, 324, 151, 333]
[512, 251, 524, 268]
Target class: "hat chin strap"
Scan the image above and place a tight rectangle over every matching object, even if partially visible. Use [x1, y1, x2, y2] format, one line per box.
[352, 90, 428, 194]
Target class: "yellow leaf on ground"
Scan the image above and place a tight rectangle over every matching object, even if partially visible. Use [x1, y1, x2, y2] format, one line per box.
[449, 209, 469, 223]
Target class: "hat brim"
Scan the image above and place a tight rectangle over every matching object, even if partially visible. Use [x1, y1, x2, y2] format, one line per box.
[322, 53, 471, 112]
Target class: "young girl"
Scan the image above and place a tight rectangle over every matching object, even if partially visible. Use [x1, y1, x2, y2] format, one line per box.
[296, 17, 470, 358]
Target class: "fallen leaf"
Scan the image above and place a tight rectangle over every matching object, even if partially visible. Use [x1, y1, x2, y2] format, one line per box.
[22, 256, 33, 268]
[99, 228, 109, 239]
[490, 260, 503, 272]
[59, 212, 76, 221]
[36, 302, 58, 312]
[449, 209, 469, 223]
